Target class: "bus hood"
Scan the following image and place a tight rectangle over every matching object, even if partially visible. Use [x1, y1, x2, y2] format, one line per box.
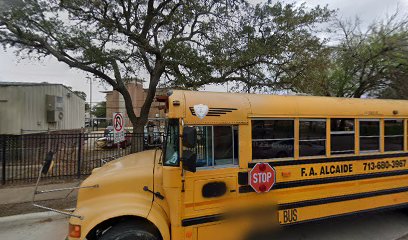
[75, 149, 161, 210]
[90, 149, 158, 176]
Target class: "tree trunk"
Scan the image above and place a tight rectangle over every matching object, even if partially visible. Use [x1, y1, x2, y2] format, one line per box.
[114, 87, 139, 152]
[117, 62, 165, 153]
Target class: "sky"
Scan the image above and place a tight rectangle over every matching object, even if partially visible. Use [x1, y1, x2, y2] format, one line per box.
[0, 0, 407, 104]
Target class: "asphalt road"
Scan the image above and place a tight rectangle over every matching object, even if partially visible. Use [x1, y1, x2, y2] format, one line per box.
[0, 212, 68, 240]
[276, 210, 408, 240]
[1, 210, 408, 240]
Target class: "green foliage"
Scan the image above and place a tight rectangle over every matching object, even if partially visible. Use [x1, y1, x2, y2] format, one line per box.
[0, 0, 333, 128]
[91, 101, 106, 118]
[73, 90, 87, 101]
[293, 13, 408, 98]
[66, 86, 87, 100]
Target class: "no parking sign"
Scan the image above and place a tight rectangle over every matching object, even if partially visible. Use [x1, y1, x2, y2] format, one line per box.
[113, 112, 125, 144]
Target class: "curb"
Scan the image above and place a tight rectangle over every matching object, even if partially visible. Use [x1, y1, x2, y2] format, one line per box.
[0, 209, 73, 224]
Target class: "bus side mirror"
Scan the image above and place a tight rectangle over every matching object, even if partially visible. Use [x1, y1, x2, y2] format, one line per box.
[182, 126, 197, 148]
[182, 150, 197, 173]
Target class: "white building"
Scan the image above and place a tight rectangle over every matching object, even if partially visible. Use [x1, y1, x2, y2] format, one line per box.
[0, 82, 85, 134]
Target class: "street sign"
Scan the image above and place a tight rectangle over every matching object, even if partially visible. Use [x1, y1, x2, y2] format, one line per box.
[249, 163, 276, 193]
[113, 112, 125, 144]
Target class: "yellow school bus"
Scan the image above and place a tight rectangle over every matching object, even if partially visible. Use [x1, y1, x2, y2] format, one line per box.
[67, 90, 408, 240]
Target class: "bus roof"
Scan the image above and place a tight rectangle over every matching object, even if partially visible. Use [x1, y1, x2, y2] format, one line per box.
[168, 90, 408, 124]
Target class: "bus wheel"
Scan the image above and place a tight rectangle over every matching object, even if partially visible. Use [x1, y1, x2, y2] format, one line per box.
[99, 220, 160, 240]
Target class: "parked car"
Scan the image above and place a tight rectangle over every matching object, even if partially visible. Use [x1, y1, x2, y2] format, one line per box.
[95, 126, 131, 149]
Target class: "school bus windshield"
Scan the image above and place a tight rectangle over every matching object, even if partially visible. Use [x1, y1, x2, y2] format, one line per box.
[164, 119, 179, 166]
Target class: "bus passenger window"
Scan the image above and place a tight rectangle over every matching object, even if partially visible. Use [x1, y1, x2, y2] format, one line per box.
[359, 120, 380, 152]
[384, 119, 404, 152]
[299, 119, 326, 157]
[194, 126, 238, 168]
[195, 126, 213, 167]
[214, 126, 237, 166]
[331, 119, 355, 155]
[252, 120, 294, 159]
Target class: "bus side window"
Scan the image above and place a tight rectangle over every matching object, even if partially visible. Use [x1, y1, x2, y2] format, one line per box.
[252, 119, 294, 159]
[193, 125, 238, 168]
[195, 126, 213, 167]
[331, 118, 355, 155]
[299, 119, 326, 157]
[359, 120, 380, 152]
[384, 119, 404, 152]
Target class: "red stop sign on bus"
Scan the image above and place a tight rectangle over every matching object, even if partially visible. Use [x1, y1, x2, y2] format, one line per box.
[249, 163, 276, 193]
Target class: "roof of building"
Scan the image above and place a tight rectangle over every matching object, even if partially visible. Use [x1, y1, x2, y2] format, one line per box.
[0, 81, 65, 87]
[0, 81, 85, 100]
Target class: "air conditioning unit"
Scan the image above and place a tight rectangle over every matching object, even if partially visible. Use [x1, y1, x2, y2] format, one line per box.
[46, 95, 64, 122]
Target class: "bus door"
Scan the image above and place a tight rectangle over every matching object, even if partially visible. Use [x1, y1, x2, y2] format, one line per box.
[182, 125, 239, 234]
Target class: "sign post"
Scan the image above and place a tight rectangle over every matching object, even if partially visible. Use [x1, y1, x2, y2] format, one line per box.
[249, 163, 276, 193]
[113, 112, 125, 145]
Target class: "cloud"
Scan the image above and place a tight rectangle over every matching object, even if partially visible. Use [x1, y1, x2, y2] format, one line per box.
[306, 0, 405, 23]
[0, 49, 107, 102]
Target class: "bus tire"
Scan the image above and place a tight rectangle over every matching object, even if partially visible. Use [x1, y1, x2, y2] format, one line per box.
[99, 220, 160, 240]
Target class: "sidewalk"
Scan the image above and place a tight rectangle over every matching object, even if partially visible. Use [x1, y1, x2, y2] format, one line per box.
[0, 181, 81, 204]
[0, 181, 81, 217]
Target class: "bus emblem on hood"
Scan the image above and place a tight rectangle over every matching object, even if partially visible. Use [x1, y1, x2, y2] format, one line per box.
[193, 104, 209, 119]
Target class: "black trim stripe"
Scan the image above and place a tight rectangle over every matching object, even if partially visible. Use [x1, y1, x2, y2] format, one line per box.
[280, 202, 408, 227]
[189, 107, 238, 117]
[239, 169, 408, 193]
[182, 213, 225, 227]
[181, 186, 408, 227]
[249, 152, 408, 168]
[279, 186, 408, 210]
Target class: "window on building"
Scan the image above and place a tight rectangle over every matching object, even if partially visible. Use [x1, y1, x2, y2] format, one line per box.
[384, 119, 404, 152]
[299, 119, 326, 157]
[194, 126, 238, 167]
[331, 118, 355, 155]
[252, 119, 294, 159]
[359, 120, 380, 152]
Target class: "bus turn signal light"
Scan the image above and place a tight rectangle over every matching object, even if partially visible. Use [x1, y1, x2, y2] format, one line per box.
[69, 224, 81, 238]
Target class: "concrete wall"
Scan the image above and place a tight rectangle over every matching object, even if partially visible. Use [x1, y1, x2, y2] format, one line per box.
[0, 87, 23, 134]
[0, 84, 85, 134]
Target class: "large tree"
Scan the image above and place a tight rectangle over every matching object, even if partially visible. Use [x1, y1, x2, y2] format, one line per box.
[290, 13, 408, 98]
[0, 0, 332, 139]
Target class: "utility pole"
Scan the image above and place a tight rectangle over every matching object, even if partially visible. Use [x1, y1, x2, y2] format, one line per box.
[247, 30, 251, 94]
[87, 76, 93, 131]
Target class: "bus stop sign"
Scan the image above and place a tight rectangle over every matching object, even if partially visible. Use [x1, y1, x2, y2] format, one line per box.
[249, 163, 276, 193]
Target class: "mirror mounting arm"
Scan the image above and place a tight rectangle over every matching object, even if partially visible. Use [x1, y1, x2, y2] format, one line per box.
[143, 186, 165, 200]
